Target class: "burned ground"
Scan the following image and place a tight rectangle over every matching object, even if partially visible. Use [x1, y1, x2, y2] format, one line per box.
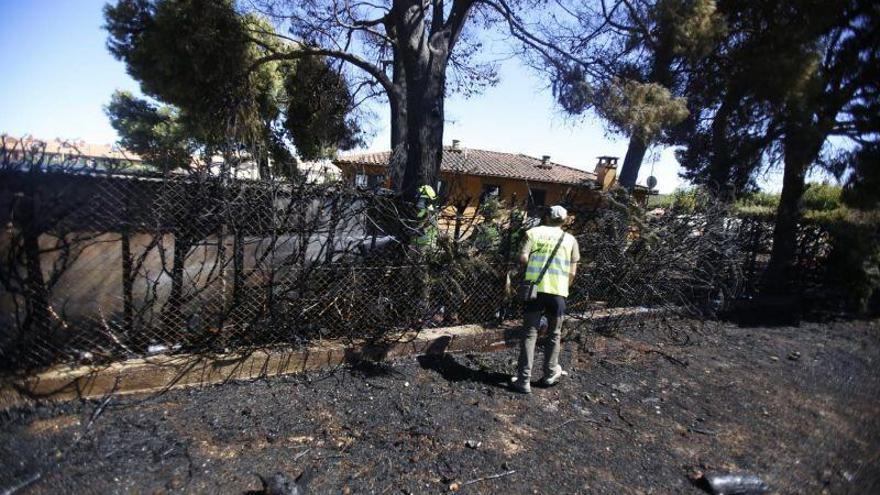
[1, 317, 879, 494]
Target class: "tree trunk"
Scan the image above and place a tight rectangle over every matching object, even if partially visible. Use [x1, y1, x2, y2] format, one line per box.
[618, 34, 675, 191]
[389, 91, 406, 150]
[764, 155, 807, 293]
[384, 13, 408, 191]
[390, 52, 407, 149]
[400, 75, 445, 200]
[763, 124, 824, 294]
[394, 0, 460, 201]
[388, 57, 407, 190]
[257, 151, 270, 180]
[618, 135, 648, 190]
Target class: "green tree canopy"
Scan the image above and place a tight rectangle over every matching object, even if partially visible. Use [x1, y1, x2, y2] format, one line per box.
[105, 90, 195, 172]
[528, 0, 727, 189]
[284, 56, 364, 161]
[104, 0, 362, 172]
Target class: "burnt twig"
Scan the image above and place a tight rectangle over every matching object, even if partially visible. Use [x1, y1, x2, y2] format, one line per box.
[69, 378, 119, 451]
[462, 470, 516, 486]
[293, 448, 311, 462]
[0, 472, 42, 495]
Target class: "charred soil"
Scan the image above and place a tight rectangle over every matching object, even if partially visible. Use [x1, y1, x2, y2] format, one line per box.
[1, 317, 879, 494]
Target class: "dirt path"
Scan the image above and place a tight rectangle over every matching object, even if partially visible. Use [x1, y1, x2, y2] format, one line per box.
[1, 318, 878, 494]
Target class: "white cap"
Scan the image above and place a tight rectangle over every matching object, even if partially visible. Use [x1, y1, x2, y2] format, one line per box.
[549, 205, 568, 220]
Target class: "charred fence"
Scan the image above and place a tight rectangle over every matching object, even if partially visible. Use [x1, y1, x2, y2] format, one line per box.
[0, 164, 517, 371]
[0, 151, 836, 372]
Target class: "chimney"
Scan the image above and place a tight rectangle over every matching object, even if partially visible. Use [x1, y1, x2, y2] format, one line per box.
[594, 156, 619, 191]
[539, 155, 552, 169]
[451, 139, 461, 151]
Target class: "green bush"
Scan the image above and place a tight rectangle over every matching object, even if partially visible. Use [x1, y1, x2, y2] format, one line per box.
[732, 204, 776, 220]
[728, 185, 876, 312]
[731, 184, 846, 221]
[651, 187, 714, 214]
[735, 191, 780, 209]
[670, 187, 700, 213]
[805, 208, 880, 313]
[648, 193, 673, 209]
[802, 183, 842, 212]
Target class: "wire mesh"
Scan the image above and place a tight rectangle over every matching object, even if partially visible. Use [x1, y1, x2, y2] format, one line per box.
[0, 140, 835, 372]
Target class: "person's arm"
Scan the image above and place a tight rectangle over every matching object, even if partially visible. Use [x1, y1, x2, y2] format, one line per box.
[568, 235, 580, 286]
[519, 235, 531, 266]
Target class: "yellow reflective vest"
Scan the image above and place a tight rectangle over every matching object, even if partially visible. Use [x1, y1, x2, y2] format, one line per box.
[523, 226, 578, 297]
[415, 184, 437, 219]
[414, 184, 438, 248]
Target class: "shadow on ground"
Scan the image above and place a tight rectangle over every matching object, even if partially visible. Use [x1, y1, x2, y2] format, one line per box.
[417, 354, 511, 388]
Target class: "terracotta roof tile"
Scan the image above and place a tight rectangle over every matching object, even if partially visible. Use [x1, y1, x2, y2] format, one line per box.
[335, 146, 598, 187]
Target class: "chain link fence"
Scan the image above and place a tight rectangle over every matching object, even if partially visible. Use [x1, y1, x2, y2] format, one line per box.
[0, 140, 838, 372]
[0, 142, 524, 371]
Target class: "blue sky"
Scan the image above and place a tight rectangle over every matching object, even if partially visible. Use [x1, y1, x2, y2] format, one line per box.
[2, 0, 796, 194]
[0, 1, 140, 143]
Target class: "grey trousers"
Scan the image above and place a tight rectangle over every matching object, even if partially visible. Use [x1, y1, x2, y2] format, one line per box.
[517, 294, 565, 380]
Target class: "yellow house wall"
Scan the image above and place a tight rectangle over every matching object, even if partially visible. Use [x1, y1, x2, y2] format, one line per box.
[439, 172, 601, 210]
[335, 162, 655, 238]
[337, 163, 614, 214]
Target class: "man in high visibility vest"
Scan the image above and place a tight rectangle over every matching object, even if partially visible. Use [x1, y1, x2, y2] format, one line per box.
[512, 205, 580, 394]
[412, 184, 438, 251]
[411, 184, 439, 321]
[415, 184, 437, 216]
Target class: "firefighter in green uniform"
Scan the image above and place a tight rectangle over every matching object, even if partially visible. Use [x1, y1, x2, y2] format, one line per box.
[412, 184, 438, 252]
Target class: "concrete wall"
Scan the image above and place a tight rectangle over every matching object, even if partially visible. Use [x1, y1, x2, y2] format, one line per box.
[0, 228, 367, 326]
[0, 179, 373, 329]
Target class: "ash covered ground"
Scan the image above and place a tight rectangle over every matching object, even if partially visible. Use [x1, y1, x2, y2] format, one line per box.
[2, 317, 879, 494]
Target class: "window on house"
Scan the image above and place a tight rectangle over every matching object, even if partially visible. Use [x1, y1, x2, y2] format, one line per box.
[436, 179, 446, 195]
[355, 173, 367, 188]
[528, 187, 547, 207]
[368, 174, 386, 188]
[481, 183, 501, 202]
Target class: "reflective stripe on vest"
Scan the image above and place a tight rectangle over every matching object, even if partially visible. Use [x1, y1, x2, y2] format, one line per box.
[524, 226, 575, 297]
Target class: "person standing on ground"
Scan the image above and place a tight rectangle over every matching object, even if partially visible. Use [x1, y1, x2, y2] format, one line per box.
[413, 184, 439, 320]
[412, 184, 438, 253]
[512, 205, 580, 394]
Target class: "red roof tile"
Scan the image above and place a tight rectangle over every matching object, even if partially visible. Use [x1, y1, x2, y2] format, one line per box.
[335, 146, 598, 187]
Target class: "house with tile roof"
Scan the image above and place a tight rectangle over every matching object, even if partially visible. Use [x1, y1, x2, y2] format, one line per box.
[334, 141, 646, 212]
[2, 135, 264, 178]
[1, 135, 144, 168]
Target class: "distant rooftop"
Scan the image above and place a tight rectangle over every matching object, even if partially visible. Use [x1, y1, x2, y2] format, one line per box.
[335, 146, 598, 187]
[1, 135, 142, 162]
